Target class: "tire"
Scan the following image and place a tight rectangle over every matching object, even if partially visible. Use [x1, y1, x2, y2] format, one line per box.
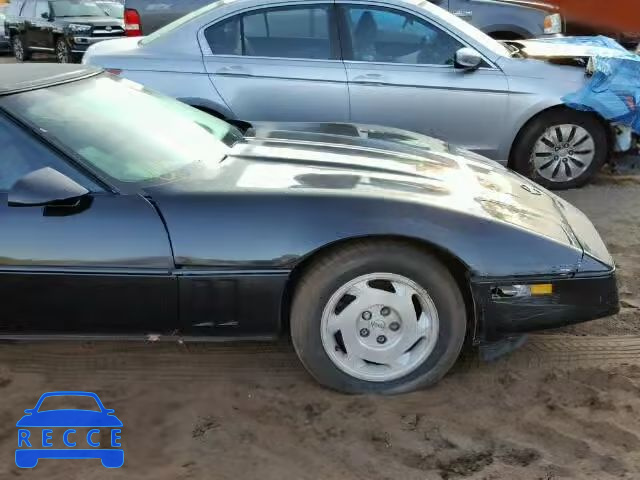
[56, 38, 73, 64]
[12, 36, 31, 62]
[511, 109, 608, 190]
[290, 240, 467, 394]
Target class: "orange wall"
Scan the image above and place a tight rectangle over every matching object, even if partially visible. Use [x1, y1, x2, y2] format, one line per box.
[549, 0, 640, 34]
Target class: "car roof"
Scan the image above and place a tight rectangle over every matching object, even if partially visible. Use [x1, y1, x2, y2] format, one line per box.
[0, 64, 102, 96]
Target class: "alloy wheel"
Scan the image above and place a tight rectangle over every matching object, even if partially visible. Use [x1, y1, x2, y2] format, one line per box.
[320, 273, 439, 382]
[531, 124, 595, 183]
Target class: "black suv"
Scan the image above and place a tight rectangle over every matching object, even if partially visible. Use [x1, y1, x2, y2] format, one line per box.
[5, 0, 124, 63]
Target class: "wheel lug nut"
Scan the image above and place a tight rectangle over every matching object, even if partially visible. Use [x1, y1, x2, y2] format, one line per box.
[380, 307, 390, 317]
[361, 311, 372, 320]
[389, 322, 400, 332]
[376, 335, 387, 344]
[360, 328, 370, 338]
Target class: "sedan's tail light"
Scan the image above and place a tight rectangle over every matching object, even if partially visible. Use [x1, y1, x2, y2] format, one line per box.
[124, 8, 142, 36]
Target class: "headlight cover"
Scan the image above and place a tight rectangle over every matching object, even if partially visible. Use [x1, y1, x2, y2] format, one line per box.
[543, 13, 562, 34]
[68, 24, 92, 33]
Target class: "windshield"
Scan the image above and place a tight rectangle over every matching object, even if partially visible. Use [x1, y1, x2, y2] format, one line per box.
[0, 74, 243, 185]
[417, 0, 511, 58]
[51, 0, 108, 18]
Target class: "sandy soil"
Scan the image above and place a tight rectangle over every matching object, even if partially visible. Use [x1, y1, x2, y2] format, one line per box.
[2, 54, 640, 478]
[558, 179, 640, 336]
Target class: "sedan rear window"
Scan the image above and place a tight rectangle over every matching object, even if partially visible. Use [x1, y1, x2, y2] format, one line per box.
[0, 74, 243, 185]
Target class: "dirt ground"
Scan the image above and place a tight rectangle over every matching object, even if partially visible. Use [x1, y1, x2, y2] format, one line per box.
[2, 53, 640, 479]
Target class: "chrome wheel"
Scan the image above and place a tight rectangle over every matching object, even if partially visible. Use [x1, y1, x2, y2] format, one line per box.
[13, 38, 24, 62]
[321, 273, 439, 382]
[531, 124, 595, 183]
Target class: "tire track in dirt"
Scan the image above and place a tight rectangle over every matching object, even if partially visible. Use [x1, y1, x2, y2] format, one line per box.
[2, 334, 639, 381]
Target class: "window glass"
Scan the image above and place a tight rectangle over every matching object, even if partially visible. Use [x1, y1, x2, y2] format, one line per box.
[7, 1, 24, 16]
[95, 1, 124, 18]
[0, 114, 99, 192]
[35, 0, 50, 19]
[20, 0, 36, 18]
[140, 0, 224, 47]
[204, 16, 240, 55]
[50, 0, 105, 18]
[242, 6, 330, 59]
[345, 6, 462, 65]
[1, 75, 243, 185]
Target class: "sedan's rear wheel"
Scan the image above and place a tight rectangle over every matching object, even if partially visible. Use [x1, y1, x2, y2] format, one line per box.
[290, 241, 466, 394]
[512, 109, 608, 190]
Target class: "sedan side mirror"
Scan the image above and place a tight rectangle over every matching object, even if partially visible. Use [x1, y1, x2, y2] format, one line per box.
[8, 167, 89, 207]
[454, 47, 483, 71]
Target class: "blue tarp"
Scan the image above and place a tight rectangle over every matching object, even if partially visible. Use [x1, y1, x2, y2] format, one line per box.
[543, 36, 640, 134]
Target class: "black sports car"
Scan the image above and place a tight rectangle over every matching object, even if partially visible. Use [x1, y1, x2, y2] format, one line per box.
[0, 65, 618, 393]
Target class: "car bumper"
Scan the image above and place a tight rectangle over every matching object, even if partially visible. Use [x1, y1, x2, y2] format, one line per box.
[471, 270, 619, 342]
[70, 36, 124, 54]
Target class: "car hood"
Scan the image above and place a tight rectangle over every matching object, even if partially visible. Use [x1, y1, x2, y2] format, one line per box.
[16, 410, 123, 427]
[248, 122, 500, 167]
[151, 122, 591, 256]
[508, 39, 627, 62]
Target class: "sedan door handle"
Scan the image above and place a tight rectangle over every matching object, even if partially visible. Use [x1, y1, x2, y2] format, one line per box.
[351, 73, 387, 86]
[214, 65, 252, 77]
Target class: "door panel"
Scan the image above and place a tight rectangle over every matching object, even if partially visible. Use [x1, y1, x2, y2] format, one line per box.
[31, 0, 52, 49]
[20, 0, 37, 47]
[0, 193, 176, 334]
[202, 4, 349, 122]
[340, 4, 509, 158]
[0, 112, 176, 335]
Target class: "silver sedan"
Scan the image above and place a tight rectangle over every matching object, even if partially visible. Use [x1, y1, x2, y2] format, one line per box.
[84, 0, 618, 189]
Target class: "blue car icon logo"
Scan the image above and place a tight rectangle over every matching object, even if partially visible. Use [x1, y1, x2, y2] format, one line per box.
[16, 391, 123, 468]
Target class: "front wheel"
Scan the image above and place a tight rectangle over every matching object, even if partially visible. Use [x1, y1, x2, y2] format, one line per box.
[511, 109, 608, 190]
[290, 241, 467, 394]
[56, 38, 73, 63]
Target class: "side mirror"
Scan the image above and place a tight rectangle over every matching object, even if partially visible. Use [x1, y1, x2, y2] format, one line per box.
[41, 11, 49, 19]
[8, 167, 89, 207]
[454, 47, 482, 71]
